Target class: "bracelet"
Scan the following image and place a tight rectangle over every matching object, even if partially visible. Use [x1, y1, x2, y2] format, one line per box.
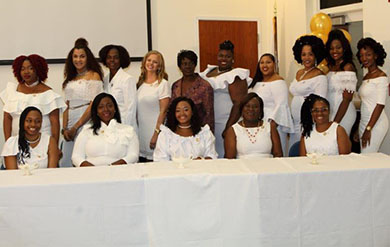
[61, 128, 68, 135]
[155, 128, 161, 134]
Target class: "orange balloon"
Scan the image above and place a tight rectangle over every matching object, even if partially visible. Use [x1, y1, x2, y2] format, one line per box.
[339, 29, 352, 43]
[310, 12, 332, 34]
[311, 31, 328, 44]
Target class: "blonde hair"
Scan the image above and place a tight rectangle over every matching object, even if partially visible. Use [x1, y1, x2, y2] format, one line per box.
[137, 50, 168, 88]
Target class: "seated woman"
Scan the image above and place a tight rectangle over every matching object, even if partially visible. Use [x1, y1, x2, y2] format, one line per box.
[153, 97, 217, 161]
[72, 93, 139, 167]
[224, 93, 283, 159]
[299, 94, 351, 156]
[1, 106, 59, 169]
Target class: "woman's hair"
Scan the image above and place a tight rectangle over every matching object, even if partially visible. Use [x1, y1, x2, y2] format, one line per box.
[301, 94, 330, 138]
[166, 97, 202, 135]
[177, 50, 198, 67]
[18, 106, 42, 164]
[292, 35, 326, 64]
[219, 40, 235, 53]
[12, 54, 48, 83]
[249, 53, 275, 88]
[137, 50, 168, 88]
[90, 93, 121, 135]
[63, 38, 103, 88]
[326, 29, 356, 71]
[99, 44, 131, 69]
[239, 92, 264, 121]
[356, 37, 387, 67]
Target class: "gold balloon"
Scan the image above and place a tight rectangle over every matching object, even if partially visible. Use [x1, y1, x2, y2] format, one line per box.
[317, 60, 329, 74]
[339, 29, 352, 43]
[310, 12, 332, 34]
[311, 31, 328, 44]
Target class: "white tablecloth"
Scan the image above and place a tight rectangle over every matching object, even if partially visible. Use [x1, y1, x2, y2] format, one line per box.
[1, 153, 390, 246]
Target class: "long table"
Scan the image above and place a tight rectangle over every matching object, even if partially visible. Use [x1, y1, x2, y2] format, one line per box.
[1, 153, 390, 247]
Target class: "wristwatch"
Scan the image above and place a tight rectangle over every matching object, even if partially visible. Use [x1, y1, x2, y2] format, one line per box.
[366, 126, 372, 131]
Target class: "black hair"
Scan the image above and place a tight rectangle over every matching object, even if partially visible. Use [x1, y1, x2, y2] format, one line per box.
[18, 106, 42, 164]
[219, 40, 234, 53]
[99, 44, 131, 69]
[356, 37, 387, 67]
[177, 50, 198, 67]
[166, 97, 202, 135]
[90, 93, 121, 135]
[249, 53, 275, 88]
[292, 35, 326, 64]
[239, 93, 264, 120]
[301, 94, 330, 138]
[326, 29, 356, 71]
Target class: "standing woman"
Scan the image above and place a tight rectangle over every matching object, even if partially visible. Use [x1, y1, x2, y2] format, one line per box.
[199, 40, 250, 157]
[357, 38, 388, 152]
[249, 53, 293, 155]
[171, 50, 214, 132]
[61, 38, 103, 167]
[137, 50, 170, 162]
[99, 44, 137, 128]
[289, 35, 327, 148]
[0, 54, 65, 144]
[325, 29, 357, 135]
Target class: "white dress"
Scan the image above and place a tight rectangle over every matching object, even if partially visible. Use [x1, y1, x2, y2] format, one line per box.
[289, 75, 328, 147]
[358, 76, 389, 153]
[72, 119, 139, 166]
[103, 68, 137, 129]
[1, 133, 51, 169]
[153, 124, 217, 162]
[304, 122, 339, 155]
[327, 71, 357, 135]
[232, 121, 272, 159]
[137, 79, 170, 160]
[60, 79, 103, 167]
[199, 65, 252, 158]
[0, 82, 66, 137]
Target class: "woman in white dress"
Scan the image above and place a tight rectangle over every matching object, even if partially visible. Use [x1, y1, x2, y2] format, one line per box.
[249, 53, 293, 155]
[0, 54, 65, 144]
[325, 30, 357, 135]
[224, 93, 283, 159]
[199, 40, 250, 157]
[72, 93, 138, 167]
[137, 50, 170, 162]
[299, 94, 351, 156]
[60, 38, 103, 167]
[356, 38, 388, 153]
[289, 35, 328, 148]
[2, 107, 59, 169]
[153, 97, 217, 161]
[99, 45, 137, 128]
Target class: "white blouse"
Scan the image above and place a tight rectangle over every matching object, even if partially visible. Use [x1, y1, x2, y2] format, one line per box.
[153, 124, 218, 162]
[72, 119, 139, 167]
[103, 68, 137, 128]
[304, 122, 339, 155]
[0, 82, 66, 136]
[1, 133, 51, 169]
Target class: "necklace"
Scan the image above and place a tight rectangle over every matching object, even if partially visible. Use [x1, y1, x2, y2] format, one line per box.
[77, 69, 88, 77]
[242, 120, 263, 144]
[24, 80, 39, 88]
[369, 68, 378, 74]
[299, 66, 315, 81]
[26, 134, 41, 144]
[217, 67, 232, 74]
[178, 124, 191, 129]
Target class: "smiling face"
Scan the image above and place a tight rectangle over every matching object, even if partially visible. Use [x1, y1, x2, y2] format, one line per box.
[311, 100, 330, 125]
[329, 39, 344, 63]
[21, 60, 38, 84]
[24, 110, 42, 138]
[179, 57, 196, 77]
[217, 49, 233, 71]
[301, 45, 316, 69]
[72, 48, 87, 72]
[175, 100, 193, 126]
[259, 55, 275, 77]
[359, 46, 377, 69]
[106, 48, 120, 72]
[242, 97, 261, 122]
[97, 97, 116, 125]
[145, 54, 160, 74]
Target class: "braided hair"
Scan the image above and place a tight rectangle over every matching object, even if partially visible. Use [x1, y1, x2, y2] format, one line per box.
[300, 94, 330, 138]
[18, 107, 42, 164]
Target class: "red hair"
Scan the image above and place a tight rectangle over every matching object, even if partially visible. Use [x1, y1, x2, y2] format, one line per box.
[12, 54, 49, 83]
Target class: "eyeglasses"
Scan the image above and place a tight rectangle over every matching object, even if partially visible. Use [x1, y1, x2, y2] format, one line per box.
[311, 107, 329, 113]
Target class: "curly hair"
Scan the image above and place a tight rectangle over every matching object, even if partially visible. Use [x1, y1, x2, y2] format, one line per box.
[292, 35, 326, 64]
[326, 29, 356, 71]
[90, 93, 121, 135]
[137, 50, 168, 88]
[177, 50, 198, 67]
[219, 40, 235, 53]
[63, 38, 103, 88]
[12, 54, 48, 83]
[249, 53, 275, 88]
[356, 37, 387, 67]
[239, 92, 264, 121]
[166, 97, 202, 135]
[301, 94, 330, 138]
[99, 44, 131, 69]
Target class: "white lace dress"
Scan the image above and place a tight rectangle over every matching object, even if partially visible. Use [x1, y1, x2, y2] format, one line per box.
[304, 122, 339, 155]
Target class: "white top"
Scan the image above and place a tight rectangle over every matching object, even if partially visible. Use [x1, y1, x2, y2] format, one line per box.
[103, 68, 137, 128]
[153, 124, 218, 162]
[0, 82, 66, 136]
[304, 122, 339, 155]
[249, 79, 294, 133]
[232, 121, 272, 159]
[1, 133, 51, 169]
[289, 75, 328, 133]
[64, 79, 103, 108]
[137, 79, 170, 160]
[72, 119, 139, 167]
